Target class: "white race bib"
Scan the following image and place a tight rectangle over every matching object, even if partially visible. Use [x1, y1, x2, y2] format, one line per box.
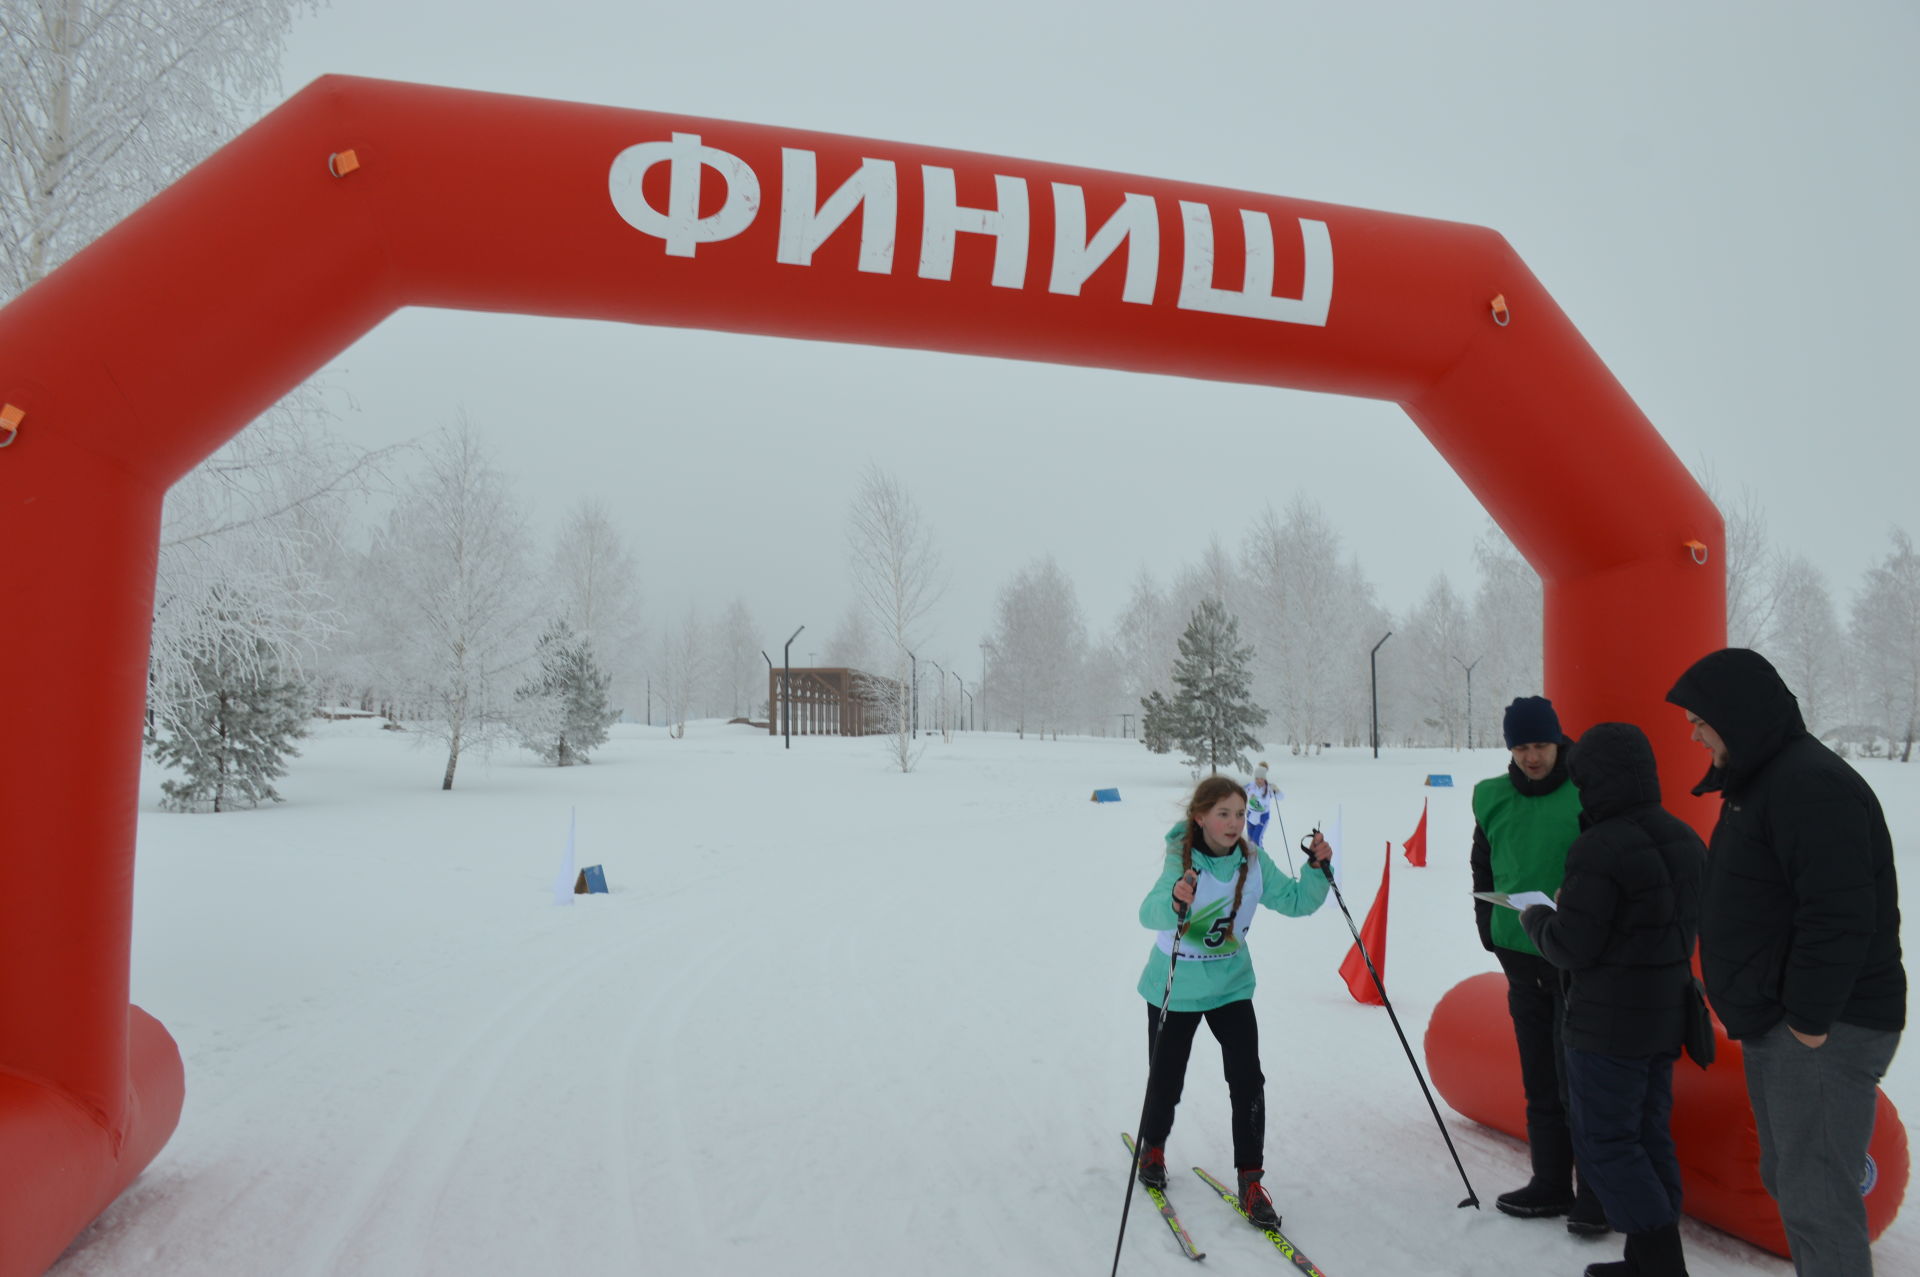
[1155, 854, 1262, 962]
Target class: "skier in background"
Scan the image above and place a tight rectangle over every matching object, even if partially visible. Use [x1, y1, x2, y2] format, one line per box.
[1132, 774, 1331, 1232]
[1244, 761, 1282, 848]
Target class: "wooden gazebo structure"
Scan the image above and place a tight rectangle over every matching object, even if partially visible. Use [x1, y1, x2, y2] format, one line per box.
[767, 667, 903, 737]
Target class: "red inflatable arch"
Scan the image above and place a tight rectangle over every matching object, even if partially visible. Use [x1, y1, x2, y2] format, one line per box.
[0, 75, 1896, 1269]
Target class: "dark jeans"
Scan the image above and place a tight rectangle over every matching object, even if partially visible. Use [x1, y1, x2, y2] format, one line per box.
[1140, 998, 1266, 1169]
[1743, 1019, 1901, 1277]
[1564, 1047, 1683, 1234]
[1497, 948, 1580, 1187]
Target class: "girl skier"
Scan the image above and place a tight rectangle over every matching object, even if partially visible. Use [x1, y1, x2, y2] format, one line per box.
[1132, 773, 1332, 1230]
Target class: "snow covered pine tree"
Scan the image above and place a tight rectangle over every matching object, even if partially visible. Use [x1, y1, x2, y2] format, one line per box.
[145, 588, 310, 812]
[514, 620, 620, 766]
[1168, 599, 1267, 775]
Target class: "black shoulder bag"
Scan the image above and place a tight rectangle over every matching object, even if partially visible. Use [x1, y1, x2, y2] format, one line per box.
[1658, 848, 1716, 1069]
[1682, 972, 1716, 1068]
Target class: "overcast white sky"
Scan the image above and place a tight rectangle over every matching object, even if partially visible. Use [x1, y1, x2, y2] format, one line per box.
[278, 0, 1918, 675]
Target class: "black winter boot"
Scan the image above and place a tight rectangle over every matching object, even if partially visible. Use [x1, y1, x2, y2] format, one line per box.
[1583, 1231, 1638, 1277]
[1236, 1168, 1282, 1231]
[1494, 1179, 1575, 1218]
[1137, 1143, 1169, 1190]
[1566, 1176, 1611, 1237]
[1499, 1120, 1575, 1218]
[1630, 1221, 1688, 1277]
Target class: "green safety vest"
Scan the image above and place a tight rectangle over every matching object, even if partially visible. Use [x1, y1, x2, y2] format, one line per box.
[1471, 774, 1582, 955]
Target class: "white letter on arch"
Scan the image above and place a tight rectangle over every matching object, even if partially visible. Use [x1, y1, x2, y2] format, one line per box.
[917, 166, 1030, 289]
[777, 149, 898, 273]
[1176, 203, 1332, 326]
[1048, 184, 1159, 304]
[608, 133, 762, 258]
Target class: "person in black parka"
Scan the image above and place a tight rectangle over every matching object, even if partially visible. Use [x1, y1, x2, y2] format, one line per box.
[1667, 648, 1904, 1277]
[1522, 722, 1705, 1277]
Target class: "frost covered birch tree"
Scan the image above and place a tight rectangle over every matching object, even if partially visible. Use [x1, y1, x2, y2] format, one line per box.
[1396, 576, 1473, 748]
[364, 424, 539, 789]
[1114, 570, 1184, 707]
[548, 499, 644, 717]
[149, 401, 404, 732]
[824, 600, 878, 673]
[1241, 499, 1361, 754]
[984, 555, 1088, 739]
[3, 1, 393, 734]
[1, 0, 312, 297]
[1118, 547, 1244, 716]
[1850, 527, 1920, 761]
[715, 598, 761, 719]
[846, 464, 942, 771]
[652, 603, 707, 737]
[1767, 553, 1846, 737]
[1704, 476, 1779, 649]
[1468, 523, 1544, 746]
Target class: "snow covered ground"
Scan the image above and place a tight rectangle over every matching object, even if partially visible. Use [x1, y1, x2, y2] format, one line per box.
[46, 721, 1919, 1276]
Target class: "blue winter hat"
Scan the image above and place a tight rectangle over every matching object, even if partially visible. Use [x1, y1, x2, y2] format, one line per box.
[1502, 696, 1562, 749]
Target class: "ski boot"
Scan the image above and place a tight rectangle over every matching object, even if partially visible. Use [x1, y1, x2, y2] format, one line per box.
[1137, 1143, 1169, 1190]
[1237, 1168, 1282, 1231]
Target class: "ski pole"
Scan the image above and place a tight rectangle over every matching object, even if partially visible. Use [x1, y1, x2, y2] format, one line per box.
[1111, 868, 1197, 1276]
[1305, 829, 1482, 1210]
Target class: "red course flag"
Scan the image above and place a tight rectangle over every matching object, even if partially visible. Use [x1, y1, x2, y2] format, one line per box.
[1339, 843, 1391, 1005]
[1402, 798, 1429, 867]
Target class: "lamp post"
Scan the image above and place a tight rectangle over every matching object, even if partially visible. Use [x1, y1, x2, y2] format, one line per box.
[1452, 654, 1482, 750]
[951, 669, 965, 732]
[962, 688, 974, 731]
[930, 660, 948, 737]
[1370, 631, 1393, 759]
[760, 651, 773, 735]
[978, 641, 991, 733]
[783, 625, 804, 749]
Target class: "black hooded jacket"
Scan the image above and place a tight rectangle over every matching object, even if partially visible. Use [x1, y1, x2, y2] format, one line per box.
[1666, 648, 1905, 1039]
[1521, 723, 1705, 1056]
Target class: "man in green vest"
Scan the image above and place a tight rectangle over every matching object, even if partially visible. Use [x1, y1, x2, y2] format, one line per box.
[1470, 696, 1608, 1237]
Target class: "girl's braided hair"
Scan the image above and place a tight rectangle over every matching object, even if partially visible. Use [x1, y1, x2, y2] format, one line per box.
[1176, 774, 1252, 942]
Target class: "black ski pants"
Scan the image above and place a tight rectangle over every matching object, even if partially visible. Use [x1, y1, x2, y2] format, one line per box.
[1498, 948, 1582, 1186]
[1564, 1047, 1684, 1235]
[1139, 998, 1266, 1170]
